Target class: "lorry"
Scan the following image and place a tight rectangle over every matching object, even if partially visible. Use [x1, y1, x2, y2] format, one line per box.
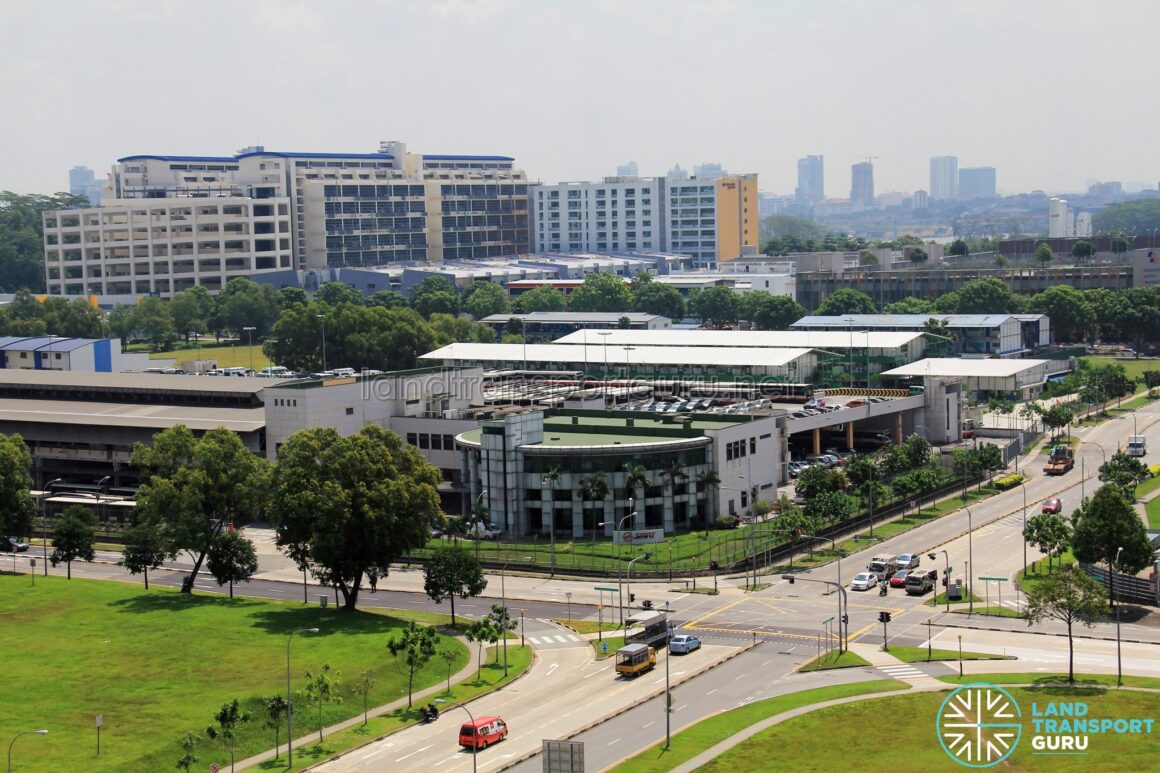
[1128, 435, 1147, 458]
[615, 643, 656, 677]
[867, 554, 898, 581]
[1043, 445, 1075, 475]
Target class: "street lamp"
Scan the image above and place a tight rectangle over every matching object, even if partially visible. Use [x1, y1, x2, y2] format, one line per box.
[625, 552, 651, 625]
[435, 700, 476, 773]
[965, 506, 974, 615]
[615, 509, 637, 619]
[286, 627, 319, 769]
[929, 550, 950, 612]
[39, 478, 61, 577]
[500, 556, 531, 678]
[95, 475, 111, 530]
[315, 314, 327, 372]
[8, 730, 47, 773]
[597, 331, 612, 403]
[472, 489, 489, 561]
[1115, 545, 1124, 687]
[242, 326, 256, 374]
[1020, 481, 1028, 579]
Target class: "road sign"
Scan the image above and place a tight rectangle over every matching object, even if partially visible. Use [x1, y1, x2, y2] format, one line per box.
[978, 577, 1007, 582]
[601, 642, 608, 653]
[594, 586, 617, 592]
[95, 715, 103, 728]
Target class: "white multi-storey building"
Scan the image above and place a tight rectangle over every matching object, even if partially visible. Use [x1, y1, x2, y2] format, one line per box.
[929, 155, 958, 200]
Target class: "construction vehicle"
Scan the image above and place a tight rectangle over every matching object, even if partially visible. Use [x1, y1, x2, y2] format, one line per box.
[1043, 445, 1075, 475]
[1128, 435, 1146, 458]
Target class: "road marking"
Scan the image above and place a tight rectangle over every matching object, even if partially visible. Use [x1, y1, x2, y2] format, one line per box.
[395, 744, 432, 762]
[527, 637, 540, 645]
[676, 703, 687, 712]
[761, 659, 772, 666]
[608, 738, 622, 746]
[706, 688, 717, 696]
[643, 721, 655, 729]
[360, 742, 393, 759]
[554, 635, 568, 643]
[584, 669, 603, 679]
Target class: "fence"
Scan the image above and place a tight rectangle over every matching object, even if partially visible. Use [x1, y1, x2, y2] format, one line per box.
[1081, 562, 1159, 607]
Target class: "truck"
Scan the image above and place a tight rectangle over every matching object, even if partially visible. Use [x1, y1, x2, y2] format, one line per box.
[1128, 435, 1147, 458]
[1043, 445, 1075, 475]
[615, 643, 656, 677]
[867, 554, 898, 581]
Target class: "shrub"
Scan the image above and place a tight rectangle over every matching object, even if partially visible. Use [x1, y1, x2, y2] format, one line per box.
[1148, 464, 1160, 479]
[994, 473, 1025, 491]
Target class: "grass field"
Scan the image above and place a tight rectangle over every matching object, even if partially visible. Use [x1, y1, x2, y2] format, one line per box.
[592, 635, 626, 660]
[0, 575, 471, 773]
[697, 685, 1160, 773]
[149, 343, 271, 370]
[886, 645, 1013, 663]
[610, 680, 906, 773]
[938, 671, 1160, 689]
[1146, 497, 1160, 529]
[799, 649, 869, 671]
[1081, 356, 1160, 383]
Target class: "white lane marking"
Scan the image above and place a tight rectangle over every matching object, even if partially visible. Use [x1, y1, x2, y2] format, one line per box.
[554, 635, 568, 643]
[706, 688, 717, 696]
[643, 721, 655, 728]
[434, 756, 458, 767]
[395, 744, 432, 762]
[360, 742, 393, 760]
[608, 738, 622, 746]
[527, 637, 540, 645]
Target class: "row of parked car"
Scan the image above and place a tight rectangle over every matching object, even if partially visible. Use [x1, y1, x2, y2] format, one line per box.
[787, 448, 855, 478]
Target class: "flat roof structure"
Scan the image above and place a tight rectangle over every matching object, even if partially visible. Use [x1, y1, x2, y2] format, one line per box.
[793, 314, 1016, 329]
[482, 312, 665, 325]
[421, 342, 814, 369]
[552, 329, 925, 350]
[0, 368, 267, 394]
[882, 358, 1050, 378]
[0, 399, 265, 432]
[456, 412, 749, 452]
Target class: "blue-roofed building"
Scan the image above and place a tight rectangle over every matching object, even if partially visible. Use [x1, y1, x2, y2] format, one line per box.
[44, 141, 530, 299]
[0, 336, 135, 373]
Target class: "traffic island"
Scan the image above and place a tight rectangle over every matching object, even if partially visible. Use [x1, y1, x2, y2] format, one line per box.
[798, 649, 871, 672]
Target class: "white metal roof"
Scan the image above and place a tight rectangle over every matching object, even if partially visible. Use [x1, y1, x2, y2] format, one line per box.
[420, 343, 814, 368]
[0, 369, 267, 394]
[553, 329, 924, 349]
[0, 399, 265, 431]
[481, 312, 662, 324]
[882, 358, 1049, 378]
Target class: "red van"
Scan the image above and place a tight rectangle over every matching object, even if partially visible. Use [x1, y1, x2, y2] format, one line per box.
[459, 716, 508, 750]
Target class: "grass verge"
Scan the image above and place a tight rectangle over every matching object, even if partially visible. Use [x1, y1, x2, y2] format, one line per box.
[592, 635, 626, 660]
[553, 618, 621, 634]
[937, 672, 1160, 689]
[925, 591, 982, 606]
[798, 649, 870, 672]
[1015, 550, 1076, 594]
[950, 605, 1025, 618]
[1146, 497, 1160, 530]
[149, 343, 270, 370]
[695, 685, 1160, 772]
[610, 680, 905, 773]
[886, 645, 1013, 663]
[0, 574, 470, 773]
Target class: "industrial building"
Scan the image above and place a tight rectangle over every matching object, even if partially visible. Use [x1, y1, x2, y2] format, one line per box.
[0, 336, 143, 372]
[791, 314, 1050, 357]
[882, 358, 1056, 400]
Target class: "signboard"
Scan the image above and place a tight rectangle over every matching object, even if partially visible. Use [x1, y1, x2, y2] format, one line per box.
[594, 586, 617, 593]
[614, 529, 664, 546]
[95, 715, 103, 728]
[979, 577, 1007, 582]
[543, 739, 584, 773]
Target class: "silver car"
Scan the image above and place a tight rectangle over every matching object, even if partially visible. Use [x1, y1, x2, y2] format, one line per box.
[850, 572, 878, 591]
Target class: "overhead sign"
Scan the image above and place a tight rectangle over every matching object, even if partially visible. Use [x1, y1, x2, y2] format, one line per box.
[614, 529, 664, 545]
[979, 577, 1007, 582]
[594, 586, 617, 592]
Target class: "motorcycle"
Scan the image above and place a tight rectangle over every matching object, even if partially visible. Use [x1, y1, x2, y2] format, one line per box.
[419, 703, 439, 723]
[878, 580, 888, 596]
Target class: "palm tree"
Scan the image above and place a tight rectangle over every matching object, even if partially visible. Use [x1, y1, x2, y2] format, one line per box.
[662, 461, 688, 533]
[579, 472, 609, 542]
[624, 463, 649, 528]
[696, 470, 721, 537]
[542, 465, 562, 576]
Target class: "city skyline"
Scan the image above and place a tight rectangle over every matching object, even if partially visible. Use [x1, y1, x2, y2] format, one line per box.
[3, 1, 1159, 198]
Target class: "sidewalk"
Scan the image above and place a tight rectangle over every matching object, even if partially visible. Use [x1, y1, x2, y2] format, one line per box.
[232, 632, 491, 772]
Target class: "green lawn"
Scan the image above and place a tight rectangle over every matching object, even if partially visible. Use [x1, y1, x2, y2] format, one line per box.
[553, 617, 620, 634]
[799, 649, 869, 672]
[610, 680, 906, 773]
[0, 575, 470, 773]
[149, 343, 271, 370]
[697, 686, 1160, 773]
[592, 635, 626, 660]
[1081, 356, 1160, 383]
[886, 645, 1013, 663]
[925, 591, 982, 606]
[938, 672, 1160, 689]
[1146, 497, 1160, 530]
[1016, 550, 1077, 594]
[950, 604, 1025, 618]
[1135, 473, 1160, 500]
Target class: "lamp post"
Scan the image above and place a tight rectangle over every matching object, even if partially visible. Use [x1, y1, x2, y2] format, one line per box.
[625, 552, 651, 624]
[435, 700, 476, 773]
[286, 627, 319, 769]
[622, 345, 637, 398]
[40, 478, 61, 577]
[315, 314, 327, 372]
[1115, 545, 1124, 687]
[8, 730, 47, 773]
[500, 556, 531, 678]
[964, 506, 974, 614]
[1021, 482, 1028, 578]
[472, 489, 488, 561]
[661, 606, 673, 750]
[597, 331, 612, 404]
[242, 326, 256, 374]
[615, 510, 638, 625]
[929, 550, 950, 612]
[95, 475, 111, 530]
[542, 474, 557, 577]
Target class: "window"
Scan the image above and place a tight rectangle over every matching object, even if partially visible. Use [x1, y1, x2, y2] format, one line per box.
[345, 407, 354, 415]
[431, 434, 443, 450]
[443, 434, 455, 449]
[406, 432, 418, 445]
[418, 434, 430, 450]
[750, 437, 757, 454]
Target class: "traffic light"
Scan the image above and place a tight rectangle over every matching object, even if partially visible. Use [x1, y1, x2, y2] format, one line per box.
[878, 611, 892, 624]
[842, 614, 849, 625]
[642, 599, 653, 609]
[629, 593, 636, 603]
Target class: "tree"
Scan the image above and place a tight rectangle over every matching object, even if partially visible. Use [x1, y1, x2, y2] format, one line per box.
[795, 464, 844, 500]
[272, 426, 441, 610]
[205, 698, 251, 773]
[131, 426, 269, 593]
[315, 281, 365, 308]
[462, 281, 511, 319]
[1071, 240, 1095, 262]
[408, 275, 460, 317]
[304, 664, 341, 743]
[170, 286, 214, 342]
[883, 296, 937, 315]
[0, 432, 35, 539]
[631, 279, 686, 320]
[804, 490, 854, 528]
[1071, 485, 1154, 582]
[356, 670, 376, 725]
[1035, 242, 1054, 266]
[1024, 566, 1108, 683]
[386, 620, 440, 708]
[688, 286, 739, 328]
[206, 529, 259, 598]
[367, 290, 408, 309]
[814, 288, 876, 315]
[486, 603, 517, 663]
[739, 292, 805, 330]
[423, 546, 487, 626]
[1098, 451, 1149, 498]
[624, 463, 649, 509]
[568, 272, 632, 313]
[216, 277, 281, 336]
[511, 285, 565, 314]
[263, 696, 288, 760]
[107, 304, 138, 346]
[956, 278, 1018, 314]
[543, 464, 562, 574]
[278, 286, 308, 309]
[1085, 363, 1135, 408]
[50, 505, 96, 579]
[438, 648, 457, 693]
[1035, 403, 1074, 439]
[464, 619, 498, 678]
[1142, 369, 1160, 390]
[947, 239, 969, 257]
[579, 471, 610, 535]
[696, 470, 720, 534]
[0, 192, 88, 292]
[907, 247, 928, 264]
[135, 295, 177, 350]
[119, 520, 170, 589]
[1030, 286, 1095, 342]
[1093, 199, 1160, 234]
[661, 461, 688, 531]
[1022, 512, 1072, 572]
[1110, 235, 1131, 256]
[176, 731, 199, 773]
[428, 313, 495, 346]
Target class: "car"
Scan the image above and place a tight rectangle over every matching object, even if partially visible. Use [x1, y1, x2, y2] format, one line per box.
[846, 398, 867, 408]
[850, 572, 878, 591]
[1042, 497, 1063, 514]
[896, 553, 920, 570]
[669, 634, 702, 654]
[905, 569, 938, 595]
[889, 569, 910, 588]
[2, 536, 30, 553]
[459, 715, 509, 750]
[791, 411, 809, 419]
[466, 522, 502, 540]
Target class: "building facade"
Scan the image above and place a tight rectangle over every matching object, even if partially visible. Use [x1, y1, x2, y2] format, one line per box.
[850, 162, 874, 209]
[958, 166, 996, 199]
[795, 155, 824, 202]
[929, 156, 958, 200]
[68, 166, 103, 206]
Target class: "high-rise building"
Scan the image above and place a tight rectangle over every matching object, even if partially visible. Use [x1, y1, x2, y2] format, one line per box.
[616, 161, 639, 177]
[912, 190, 930, 210]
[795, 155, 824, 202]
[44, 142, 530, 298]
[929, 156, 958, 200]
[850, 162, 874, 208]
[531, 173, 758, 265]
[68, 165, 103, 206]
[958, 167, 996, 199]
[693, 162, 726, 180]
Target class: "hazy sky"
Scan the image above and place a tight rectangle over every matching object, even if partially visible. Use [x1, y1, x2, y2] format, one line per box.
[3, 0, 1157, 198]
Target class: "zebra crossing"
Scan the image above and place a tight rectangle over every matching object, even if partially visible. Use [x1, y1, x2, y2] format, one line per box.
[877, 663, 929, 681]
[525, 632, 587, 649]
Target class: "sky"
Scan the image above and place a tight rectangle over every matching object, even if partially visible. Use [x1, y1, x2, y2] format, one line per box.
[3, 0, 1158, 198]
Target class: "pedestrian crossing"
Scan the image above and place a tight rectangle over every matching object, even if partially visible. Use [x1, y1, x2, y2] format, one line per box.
[525, 632, 586, 648]
[877, 663, 928, 680]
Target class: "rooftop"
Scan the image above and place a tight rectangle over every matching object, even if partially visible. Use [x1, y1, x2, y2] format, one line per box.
[0, 369, 267, 395]
[481, 312, 664, 324]
[421, 342, 815, 368]
[552, 329, 924, 349]
[882, 358, 1050, 378]
[456, 411, 748, 450]
[793, 314, 1019, 328]
[0, 398, 265, 432]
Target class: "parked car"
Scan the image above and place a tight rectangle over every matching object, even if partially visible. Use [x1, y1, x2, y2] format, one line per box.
[1042, 497, 1063, 514]
[889, 569, 910, 588]
[2, 536, 30, 553]
[851, 572, 878, 591]
[459, 716, 509, 750]
[669, 634, 702, 654]
[896, 553, 920, 570]
[466, 522, 502, 540]
[846, 398, 867, 408]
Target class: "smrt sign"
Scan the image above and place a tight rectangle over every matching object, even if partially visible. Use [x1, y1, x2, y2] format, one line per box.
[615, 529, 664, 545]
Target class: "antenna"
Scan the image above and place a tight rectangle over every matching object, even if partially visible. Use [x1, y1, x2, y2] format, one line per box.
[863, 155, 878, 165]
